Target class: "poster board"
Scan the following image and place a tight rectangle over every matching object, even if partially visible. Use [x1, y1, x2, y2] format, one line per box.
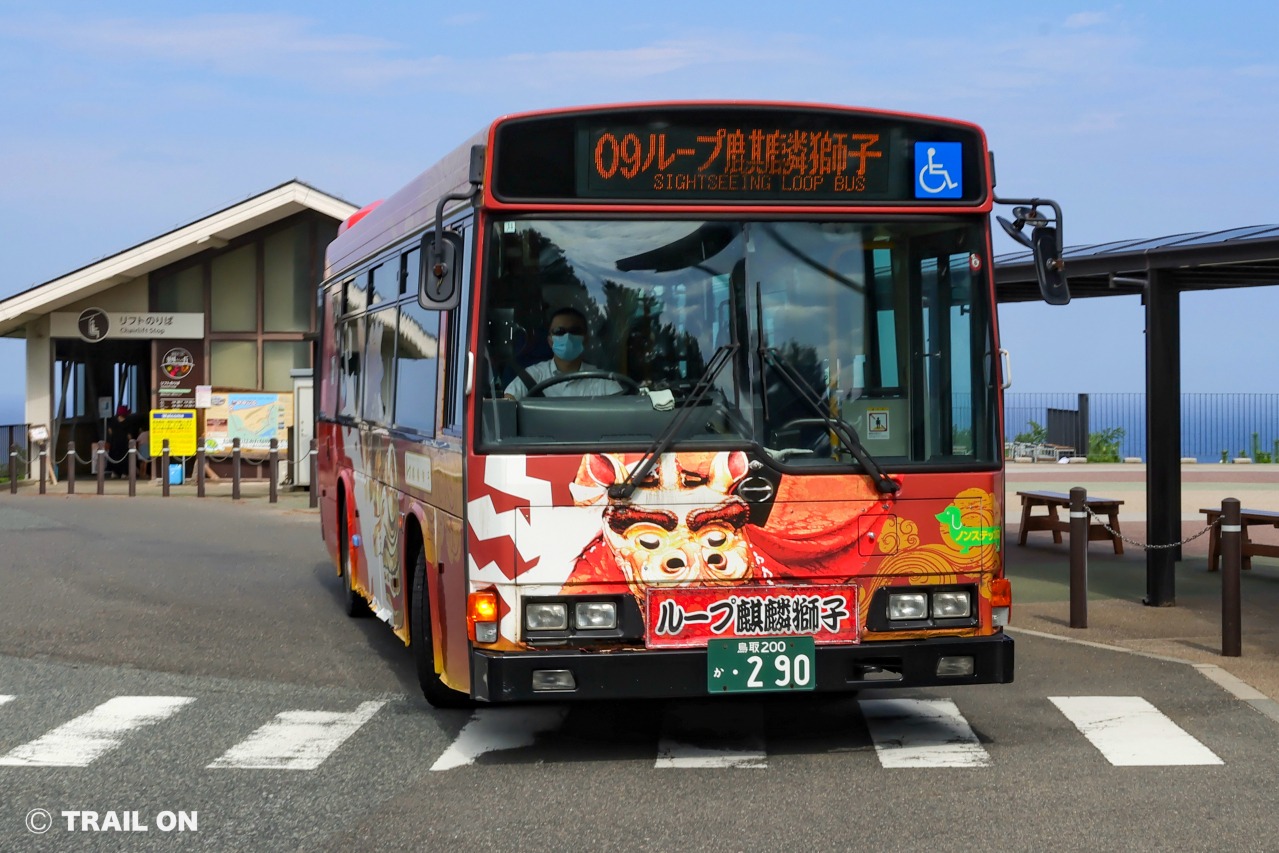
[201, 391, 294, 453]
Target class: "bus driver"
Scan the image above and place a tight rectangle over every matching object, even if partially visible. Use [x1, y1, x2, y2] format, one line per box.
[503, 307, 623, 399]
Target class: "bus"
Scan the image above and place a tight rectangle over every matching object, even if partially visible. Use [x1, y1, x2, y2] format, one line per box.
[316, 101, 1068, 707]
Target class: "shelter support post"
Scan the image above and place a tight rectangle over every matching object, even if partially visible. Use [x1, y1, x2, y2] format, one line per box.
[1144, 269, 1181, 606]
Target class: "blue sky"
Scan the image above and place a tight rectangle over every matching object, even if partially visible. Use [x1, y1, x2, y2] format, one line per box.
[2, 1, 1278, 423]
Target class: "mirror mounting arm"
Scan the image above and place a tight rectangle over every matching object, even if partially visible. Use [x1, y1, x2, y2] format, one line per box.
[421, 145, 486, 309]
[993, 195, 1070, 305]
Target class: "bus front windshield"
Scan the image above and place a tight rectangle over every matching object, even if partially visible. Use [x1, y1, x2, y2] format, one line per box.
[478, 218, 997, 467]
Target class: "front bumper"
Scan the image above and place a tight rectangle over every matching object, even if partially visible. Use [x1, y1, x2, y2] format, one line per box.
[471, 634, 1013, 702]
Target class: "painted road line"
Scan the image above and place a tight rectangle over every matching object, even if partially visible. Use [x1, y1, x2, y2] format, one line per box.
[0, 695, 13, 707]
[1049, 696, 1223, 766]
[208, 700, 385, 770]
[431, 707, 568, 771]
[655, 702, 766, 769]
[0, 696, 195, 767]
[859, 698, 990, 768]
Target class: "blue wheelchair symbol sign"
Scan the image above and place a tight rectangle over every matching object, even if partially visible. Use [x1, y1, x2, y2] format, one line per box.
[915, 142, 962, 199]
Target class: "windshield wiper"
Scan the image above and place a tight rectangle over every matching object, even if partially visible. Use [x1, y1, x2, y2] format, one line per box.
[753, 280, 897, 495]
[607, 344, 739, 501]
[761, 348, 899, 494]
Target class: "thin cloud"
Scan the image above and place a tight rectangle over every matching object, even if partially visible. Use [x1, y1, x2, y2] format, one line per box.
[1064, 11, 1110, 29]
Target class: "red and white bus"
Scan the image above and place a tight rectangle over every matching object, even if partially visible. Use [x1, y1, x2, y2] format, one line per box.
[316, 102, 1067, 706]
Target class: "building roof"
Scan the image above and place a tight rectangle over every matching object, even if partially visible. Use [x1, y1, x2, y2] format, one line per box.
[994, 224, 1279, 302]
[0, 180, 359, 337]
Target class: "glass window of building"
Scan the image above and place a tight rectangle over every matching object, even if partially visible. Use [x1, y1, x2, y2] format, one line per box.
[211, 244, 257, 332]
[263, 341, 311, 392]
[154, 264, 204, 314]
[264, 223, 311, 332]
[210, 340, 258, 388]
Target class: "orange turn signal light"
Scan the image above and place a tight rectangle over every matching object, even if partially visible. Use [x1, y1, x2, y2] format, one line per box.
[991, 578, 1012, 608]
[467, 590, 499, 641]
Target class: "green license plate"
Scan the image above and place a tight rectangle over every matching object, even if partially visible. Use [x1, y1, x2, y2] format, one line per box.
[707, 636, 816, 693]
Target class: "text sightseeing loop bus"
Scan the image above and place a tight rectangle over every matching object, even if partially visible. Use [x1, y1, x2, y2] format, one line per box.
[316, 102, 1068, 706]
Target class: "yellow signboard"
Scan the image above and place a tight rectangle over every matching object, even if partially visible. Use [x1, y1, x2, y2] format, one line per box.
[150, 409, 198, 457]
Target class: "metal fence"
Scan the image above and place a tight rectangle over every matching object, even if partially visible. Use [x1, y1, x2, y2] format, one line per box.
[1005, 393, 1279, 462]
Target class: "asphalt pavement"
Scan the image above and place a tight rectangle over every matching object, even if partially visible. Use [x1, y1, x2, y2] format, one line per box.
[7, 460, 1279, 710]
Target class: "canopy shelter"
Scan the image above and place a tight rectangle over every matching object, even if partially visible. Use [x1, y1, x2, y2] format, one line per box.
[995, 225, 1279, 606]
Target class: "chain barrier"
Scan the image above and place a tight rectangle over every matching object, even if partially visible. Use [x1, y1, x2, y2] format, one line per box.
[1083, 505, 1221, 551]
[67, 447, 95, 466]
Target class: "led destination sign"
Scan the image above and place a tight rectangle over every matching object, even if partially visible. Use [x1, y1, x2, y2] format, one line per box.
[586, 125, 888, 198]
[490, 108, 986, 204]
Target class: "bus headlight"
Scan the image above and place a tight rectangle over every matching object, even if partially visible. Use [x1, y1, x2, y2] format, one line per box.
[888, 593, 928, 620]
[525, 602, 568, 631]
[932, 591, 972, 619]
[574, 601, 617, 630]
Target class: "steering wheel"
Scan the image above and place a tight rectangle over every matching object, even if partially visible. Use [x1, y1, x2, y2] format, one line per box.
[525, 370, 641, 398]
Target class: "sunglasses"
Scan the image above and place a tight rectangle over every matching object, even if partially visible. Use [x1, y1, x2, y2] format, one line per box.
[549, 326, 585, 336]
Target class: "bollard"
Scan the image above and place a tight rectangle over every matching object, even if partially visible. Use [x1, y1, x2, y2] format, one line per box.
[1221, 497, 1242, 657]
[162, 439, 171, 498]
[269, 438, 279, 504]
[1069, 487, 1088, 629]
[8, 444, 17, 495]
[128, 439, 137, 497]
[96, 443, 105, 495]
[309, 438, 318, 509]
[67, 441, 76, 495]
[38, 441, 47, 495]
[196, 446, 206, 498]
[232, 438, 241, 501]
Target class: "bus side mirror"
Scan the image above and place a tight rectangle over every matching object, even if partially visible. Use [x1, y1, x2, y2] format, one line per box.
[995, 196, 1070, 306]
[419, 231, 463, 310]
[1031, 225, 1069, 306]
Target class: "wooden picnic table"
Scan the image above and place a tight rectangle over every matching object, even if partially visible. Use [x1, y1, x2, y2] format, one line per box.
[1200, 507, 1279, 571]
[1016, 490, 1125, 554]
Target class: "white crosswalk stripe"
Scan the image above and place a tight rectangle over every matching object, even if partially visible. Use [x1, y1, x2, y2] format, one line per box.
[655, 702, 767, 769]
[207, 700, 386, 770]
[0, 696, 194, 767]
[430, 706, 568, 771]
[1049, 696, 1223, 766]
[0, 692, 1237, 772]
[860, 698, 991, 768]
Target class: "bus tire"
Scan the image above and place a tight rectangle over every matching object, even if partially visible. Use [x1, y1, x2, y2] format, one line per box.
[411, 548, 471, 708]
[338, 493, 369, 618]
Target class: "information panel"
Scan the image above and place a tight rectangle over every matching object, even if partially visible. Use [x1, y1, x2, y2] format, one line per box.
[149, 409, 197, 457]
[491, 106, 986, 204]
[583, 124, 890, 199]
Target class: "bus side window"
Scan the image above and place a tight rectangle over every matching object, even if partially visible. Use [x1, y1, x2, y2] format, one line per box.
[362, 306, 397, 425]
[395, 298, 440, 437]
[338, 315, 363, 420]
[444, 223, 473, 436]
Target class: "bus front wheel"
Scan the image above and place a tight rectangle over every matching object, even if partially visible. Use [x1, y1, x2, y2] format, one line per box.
[411, 549, 472, 708]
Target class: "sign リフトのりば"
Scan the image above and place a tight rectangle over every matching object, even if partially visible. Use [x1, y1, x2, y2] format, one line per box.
[150, 409, 198, 457]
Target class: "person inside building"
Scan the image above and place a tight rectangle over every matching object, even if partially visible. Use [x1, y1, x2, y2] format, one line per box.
[503, 306, 623, 400]
[105, 406, 133, 478]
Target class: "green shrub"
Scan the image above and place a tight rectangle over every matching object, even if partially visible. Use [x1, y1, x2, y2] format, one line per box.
[1087, 426, 1125, 463]
[1014, 420, 1046, 444]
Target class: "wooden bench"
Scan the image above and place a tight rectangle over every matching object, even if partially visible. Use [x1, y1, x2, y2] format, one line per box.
[1200, 507, 1279, 571]
[1016, 490, 1125, 554]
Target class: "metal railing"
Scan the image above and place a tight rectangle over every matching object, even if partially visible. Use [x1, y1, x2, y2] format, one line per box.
[1005, 393, 1279, 462]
